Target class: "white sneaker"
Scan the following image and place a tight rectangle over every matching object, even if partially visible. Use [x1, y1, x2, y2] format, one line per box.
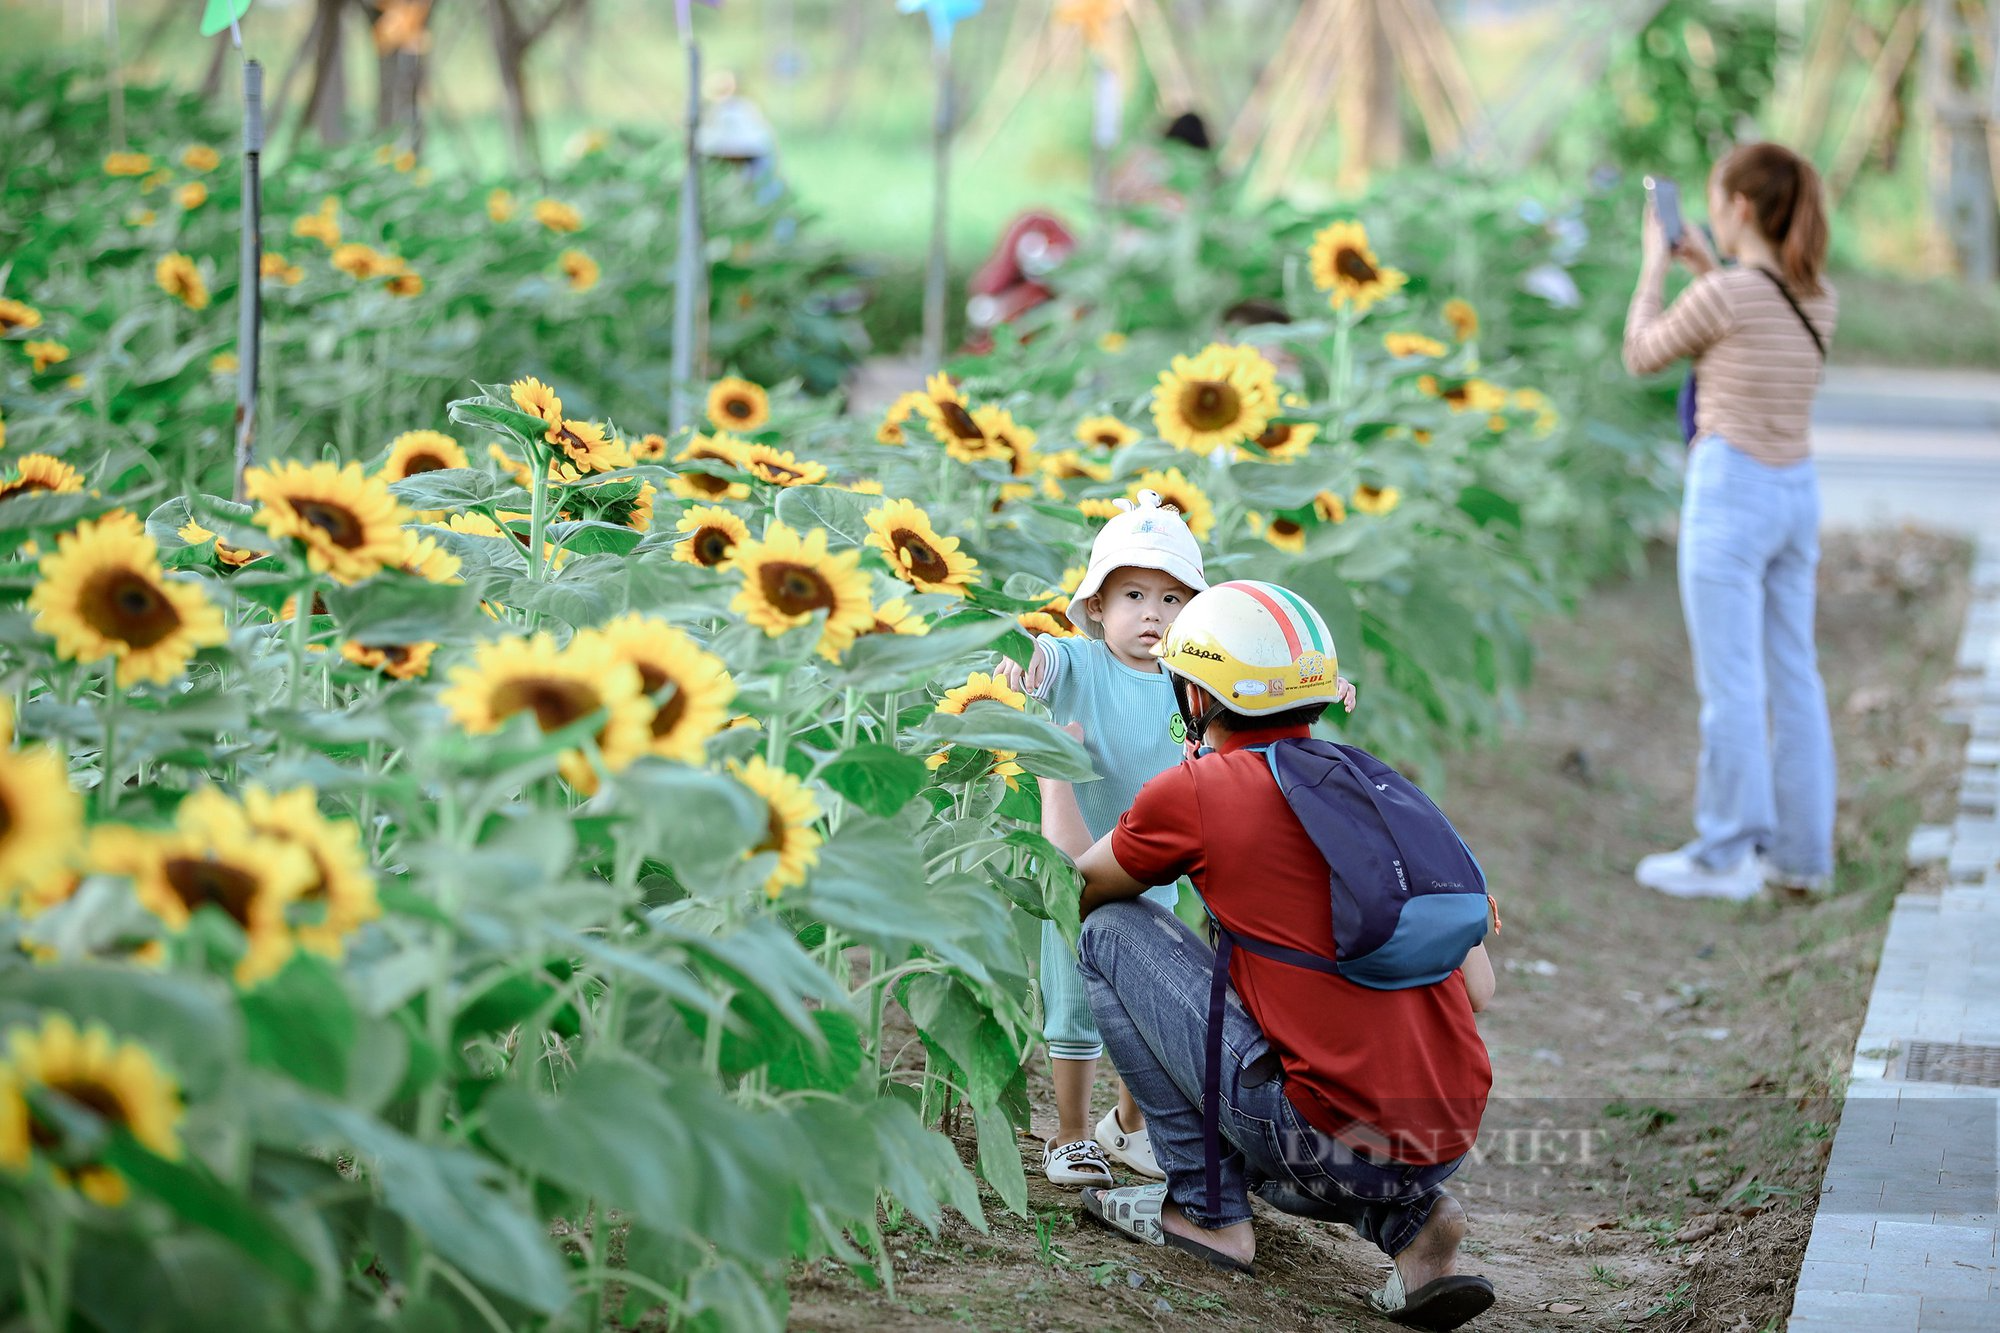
[1756, 854, 1832, 897]
[1095, 1107, 1166, 1180]
[1635, 850, 1762, 901]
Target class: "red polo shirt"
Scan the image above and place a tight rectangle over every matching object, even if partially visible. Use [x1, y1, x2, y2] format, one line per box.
[1111, 725, 1492, 1165]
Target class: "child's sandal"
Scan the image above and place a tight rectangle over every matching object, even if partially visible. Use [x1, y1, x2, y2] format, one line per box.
[1042, 1138, 1115, 1189]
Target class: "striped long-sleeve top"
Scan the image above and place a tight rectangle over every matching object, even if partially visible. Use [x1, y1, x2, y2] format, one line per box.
[1623, 263, 1839, 465]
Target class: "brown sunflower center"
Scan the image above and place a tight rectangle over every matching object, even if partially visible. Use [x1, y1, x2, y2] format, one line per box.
[29, 1078, 129, 1148]
[295, 500, 366, 549]
[636, 665, 687, 740]
[1047, 604, 1075, 632]
[1272, 518, 1304, 538]
[760, 563, 834, 617]
[893, 530, 951, 584]
[1334, 246, 1378, 284]
[938, 402, 983, 441]
[400, 452, 450, 475]
[723, 396, 754, 420]
[753, 460, 805, 484]
[1092, 432, 1125, 448]
[692, 526, 736, 566]
[755, 806, 788, 856]
[490, 677, 602, 733]
[0, 479, 56, 501]
[1179, 381, 1242, 433]
[684, 472, 730, 498]
[1252, 424, 1293, 453]
[81, 570, 182, 649]
[163, 856, 260, 926]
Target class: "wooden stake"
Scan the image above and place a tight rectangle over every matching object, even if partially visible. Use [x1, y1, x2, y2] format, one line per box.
[1830, 1, 1923, 200]
[670, 36, 704, 431]
[234, 59, 265, 502]
[923, 40, 953, 368]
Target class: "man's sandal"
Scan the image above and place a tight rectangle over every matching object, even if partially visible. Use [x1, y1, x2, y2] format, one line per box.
[1368, 1269, 1496, 1330]
[1080, 1184, 1255, 1276]
[1042, 1138, 1115, 1189]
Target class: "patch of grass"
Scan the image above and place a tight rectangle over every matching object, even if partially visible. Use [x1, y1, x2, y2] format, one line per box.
[1827, 267, 2000, 369]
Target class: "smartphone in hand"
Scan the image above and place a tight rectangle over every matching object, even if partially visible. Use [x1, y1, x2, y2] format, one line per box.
[1644, 175, 1684, 248]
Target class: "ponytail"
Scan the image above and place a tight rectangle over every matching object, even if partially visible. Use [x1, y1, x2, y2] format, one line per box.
[1714, 142, 1829, 296]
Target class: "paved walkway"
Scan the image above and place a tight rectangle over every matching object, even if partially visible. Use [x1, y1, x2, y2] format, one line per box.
[1789, 368, 2000, 1331]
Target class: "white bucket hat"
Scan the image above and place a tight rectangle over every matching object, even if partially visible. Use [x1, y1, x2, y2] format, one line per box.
[1071, 490, 1208, 638]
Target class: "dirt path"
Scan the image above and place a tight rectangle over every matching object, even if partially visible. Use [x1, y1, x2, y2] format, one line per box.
[790, 530, 1970, 1333]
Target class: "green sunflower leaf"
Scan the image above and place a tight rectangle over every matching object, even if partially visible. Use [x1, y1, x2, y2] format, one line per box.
[387, 467, 504, 512]
[772, 484, 874, 547]
[816, 742, 928, 817]
[915, 708, 1097, 782]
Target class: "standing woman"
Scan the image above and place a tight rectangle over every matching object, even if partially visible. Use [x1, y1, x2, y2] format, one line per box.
[1624, 143, 1840, 901]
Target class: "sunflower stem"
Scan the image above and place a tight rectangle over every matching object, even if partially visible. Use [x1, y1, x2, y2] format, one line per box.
[764, 666, 793, 769]
[840, 686, 862, 750]
[289, 577, 315, 714]
[1332, 304, 1356, 430]
[96, 666, 119, 818]
[525, 453, 551, 592]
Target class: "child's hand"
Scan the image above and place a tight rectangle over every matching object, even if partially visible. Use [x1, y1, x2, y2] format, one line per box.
[1061, 721, 1084, 742]
[994, 658, 1029, 693]
[1334, 676, 1357, 713]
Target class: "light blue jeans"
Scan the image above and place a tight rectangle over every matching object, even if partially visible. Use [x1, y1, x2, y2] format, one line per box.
[1678, 435, 1837, 879]
[1077, 897, 1462, 1248]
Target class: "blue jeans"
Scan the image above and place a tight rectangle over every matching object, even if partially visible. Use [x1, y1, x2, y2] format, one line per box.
[1678, 436, 1837, 878]
[1077, 897, 1463, 1253]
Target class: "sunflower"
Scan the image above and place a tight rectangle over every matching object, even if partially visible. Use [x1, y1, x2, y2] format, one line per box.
[0, 1013, 183, 1206]
[331, 244, 392, 280]
[1130, 468, 1215, 541]
[341, 640, 436, 680]
[845, 479, 886, 496]
[706, 377, 770, 432]
[937, 672, 1028, 718]
[226, 787, 380, 960]
[1309, 220, 1407, 312]
[1419, 375, 1508, 414]
[29, 513, 226, 686]
[738, 444, 827, 489]
[532, 199, 583, 233]
[547, 418, 631, 475]
[486, 442, 534, 489]
[291, 197, 341, 247]
[245, 461, 413, 584]
[510, 376, 564, 426]
[181, 144, 220, 172]
[1077, 498, 1124, 520]
[1075, 415, 1140, 450]
[260, 253, 304, 286]
[439, 633, 651, 792]
[620, 433, 664, 463]
[865, 598, 930, 637]
[1150, 343, 1280, 456]
[672, 433, 752, 502]
[1353, 484, 1402, 517]
[487, 189, 515, 223]
[94, 818, 313, 985]
[0, 455, 85, 503]
[24, 340, 67, 374]
[558, 249, 599, 293]
[0, 743, 82, 909]
[209, 352, 238, 376]
[728, 522, 875, 661]
[583, 616, 735, 764]
[979, 407, 1038, 467]
[876, 391, 929, 445]
[864, 499, 980, 595]
[381, 430, 468, 481]
[398, 530, 462, 583]
[0, 300, 42, 333]
[103, 151, 153, 176]
[1018, 610, 1078, 638]
[673, 504, 750, 568]
[176, 182, 207, 210]
[914, 373, 1005, 461]
[1247, 511, 1309, 553]
[155, 253, 209, 310]
[1442, 298, 1479, 342]
[1236, 421, 1318, 463]
[1383, 332, 1448, 359]
[1512, 387, 1559, 435]
[595, 479, 656, 532]
[176, 519, 264, 568]
[726, 756, 821, 899]
[1061, 565, 1087, 594]
[385, 272, 423, 298]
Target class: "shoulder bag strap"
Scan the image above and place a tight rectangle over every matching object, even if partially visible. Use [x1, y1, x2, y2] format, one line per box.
[1755, 267, 1827, 361]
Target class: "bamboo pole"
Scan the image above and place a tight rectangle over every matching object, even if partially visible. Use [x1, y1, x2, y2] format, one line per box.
[1829, 1, 1923, 200]
[923, 39, 953, 368]
[1125, 0, 1200, 114]
[1790, 0, 1856, 154]
[103, 0, 126, 149]
[669, 35, 704, 431]
[234, 59, 265, 501]
[1223, 0, 1333, 173]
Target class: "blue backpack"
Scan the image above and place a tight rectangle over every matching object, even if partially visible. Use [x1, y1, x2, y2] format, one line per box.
[1199, 738, 1494, 1210]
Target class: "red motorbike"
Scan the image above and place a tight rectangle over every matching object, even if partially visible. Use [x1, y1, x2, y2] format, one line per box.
[962, 210, 1077, 354]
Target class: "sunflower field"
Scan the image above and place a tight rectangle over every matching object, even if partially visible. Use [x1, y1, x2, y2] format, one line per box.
[0, 54, 1682, 1333]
